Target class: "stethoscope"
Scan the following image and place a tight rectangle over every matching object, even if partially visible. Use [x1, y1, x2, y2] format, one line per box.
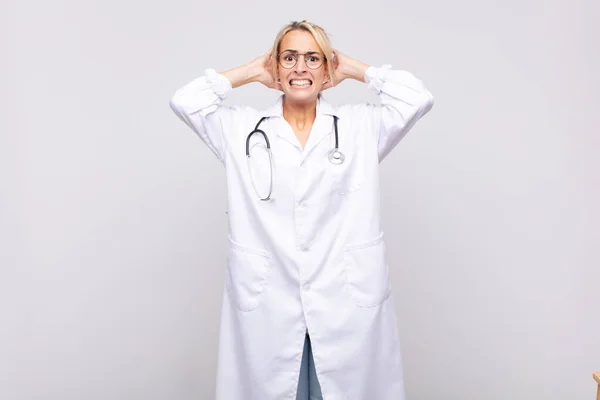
[245, 116, 344, 201]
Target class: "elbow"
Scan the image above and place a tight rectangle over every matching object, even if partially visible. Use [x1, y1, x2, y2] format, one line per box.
[169, 91, 186, 117]
[425, 90, 434, 111]
[169, 96, 179, 113]
[419, 89, 434, 115]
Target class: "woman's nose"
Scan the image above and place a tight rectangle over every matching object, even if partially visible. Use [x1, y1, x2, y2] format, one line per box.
[294, 56, 308, 72]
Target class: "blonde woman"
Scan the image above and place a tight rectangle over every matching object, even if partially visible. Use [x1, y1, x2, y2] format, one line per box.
[170, 20, 434, 400]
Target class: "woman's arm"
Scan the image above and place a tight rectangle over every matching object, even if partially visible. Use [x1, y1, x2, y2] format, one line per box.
[365, 65, 434, 161]
[221, 51, 280, 89]
[325, 50, 434, 161]
[169, 52, 279, 162]
[322, 50, 370, 87]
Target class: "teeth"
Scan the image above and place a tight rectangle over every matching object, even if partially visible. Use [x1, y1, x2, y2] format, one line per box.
[290, 79, 312, 86]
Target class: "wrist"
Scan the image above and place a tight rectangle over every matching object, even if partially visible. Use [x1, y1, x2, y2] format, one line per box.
[344, 59, 370, 83]
[222, 62, 261, 88]
[245, 61, 263, 84]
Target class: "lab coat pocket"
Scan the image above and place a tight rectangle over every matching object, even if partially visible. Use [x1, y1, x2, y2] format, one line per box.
[343, 233, 391, 308]
[225, 236, 273, 312]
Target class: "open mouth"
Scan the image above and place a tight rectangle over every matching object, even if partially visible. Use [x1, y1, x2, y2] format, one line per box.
[289, 79, 313, 88]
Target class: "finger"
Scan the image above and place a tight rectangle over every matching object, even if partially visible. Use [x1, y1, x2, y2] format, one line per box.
[264, 49, 273, 62]
[333, 49, 344, 65]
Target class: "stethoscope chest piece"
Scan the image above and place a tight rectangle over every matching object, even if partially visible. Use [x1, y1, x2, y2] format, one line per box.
[328, 149, 345, 165]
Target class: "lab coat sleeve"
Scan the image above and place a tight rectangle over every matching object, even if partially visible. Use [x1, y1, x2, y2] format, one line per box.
[364, 65, 434, 162]
[169, 69, 237, 163]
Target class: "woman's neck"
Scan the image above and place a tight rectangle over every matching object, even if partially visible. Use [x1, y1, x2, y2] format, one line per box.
[282, 98, 317, 132]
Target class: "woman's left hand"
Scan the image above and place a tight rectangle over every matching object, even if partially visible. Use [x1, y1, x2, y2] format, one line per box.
[321, 49, 370, 90]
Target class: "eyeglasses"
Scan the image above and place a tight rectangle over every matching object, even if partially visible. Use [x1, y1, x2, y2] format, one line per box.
[277, 51, 325, 69]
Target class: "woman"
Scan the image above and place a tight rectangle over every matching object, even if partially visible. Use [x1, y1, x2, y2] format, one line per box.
[170, 20, 434, 400]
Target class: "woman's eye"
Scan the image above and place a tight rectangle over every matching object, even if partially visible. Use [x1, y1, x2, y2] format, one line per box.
[309, 56, 319, 62]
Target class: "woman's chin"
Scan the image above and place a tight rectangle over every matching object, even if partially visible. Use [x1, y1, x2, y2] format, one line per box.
[283, 87, 319, 104]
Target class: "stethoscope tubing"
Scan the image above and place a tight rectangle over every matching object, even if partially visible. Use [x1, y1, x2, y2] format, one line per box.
[246, 115, 343, 201]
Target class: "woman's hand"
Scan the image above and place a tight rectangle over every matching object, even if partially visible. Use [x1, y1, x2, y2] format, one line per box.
[221, 50, 281, 90]
[249, 50, 281, 90]
[322, 50, 370, 90]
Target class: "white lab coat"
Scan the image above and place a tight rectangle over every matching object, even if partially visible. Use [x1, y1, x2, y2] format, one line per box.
[170, 64, 434, 400]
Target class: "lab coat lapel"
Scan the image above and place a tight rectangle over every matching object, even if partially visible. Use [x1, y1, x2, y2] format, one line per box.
[302, 97, 338, 160]
[261, 96, 300, 150]
[262, 95, 339, 156]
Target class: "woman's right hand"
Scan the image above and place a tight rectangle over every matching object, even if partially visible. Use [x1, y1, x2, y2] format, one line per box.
[221, 50, 281, 90]
[250, 50, 281, 90]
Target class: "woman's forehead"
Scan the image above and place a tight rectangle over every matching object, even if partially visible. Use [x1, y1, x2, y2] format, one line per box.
[280, 30, 321, 52]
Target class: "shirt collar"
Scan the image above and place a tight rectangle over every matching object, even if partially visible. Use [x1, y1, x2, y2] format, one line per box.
[261, 95, 339, 119]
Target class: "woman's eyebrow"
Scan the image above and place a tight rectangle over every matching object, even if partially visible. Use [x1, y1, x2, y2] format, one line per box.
[280, 49, 320, 54]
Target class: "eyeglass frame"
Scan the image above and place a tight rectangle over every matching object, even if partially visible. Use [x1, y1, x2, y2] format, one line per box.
[276, 51, 327, 70]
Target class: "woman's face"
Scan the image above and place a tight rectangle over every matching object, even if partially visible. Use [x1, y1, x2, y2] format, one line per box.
[277, 30, 328, 105]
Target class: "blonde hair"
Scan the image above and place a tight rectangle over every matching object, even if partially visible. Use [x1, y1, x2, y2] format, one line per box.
[270, 20, 334, 87]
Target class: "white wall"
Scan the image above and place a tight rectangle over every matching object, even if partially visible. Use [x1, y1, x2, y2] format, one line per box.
[2, 0, 599, 399]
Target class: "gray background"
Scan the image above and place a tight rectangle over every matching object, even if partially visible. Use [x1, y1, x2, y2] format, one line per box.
[2, 0, 599, 399]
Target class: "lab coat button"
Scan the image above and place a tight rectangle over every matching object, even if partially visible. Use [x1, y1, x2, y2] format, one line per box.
[303, 284, 311, 291]
[300, 245, 309, 252]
